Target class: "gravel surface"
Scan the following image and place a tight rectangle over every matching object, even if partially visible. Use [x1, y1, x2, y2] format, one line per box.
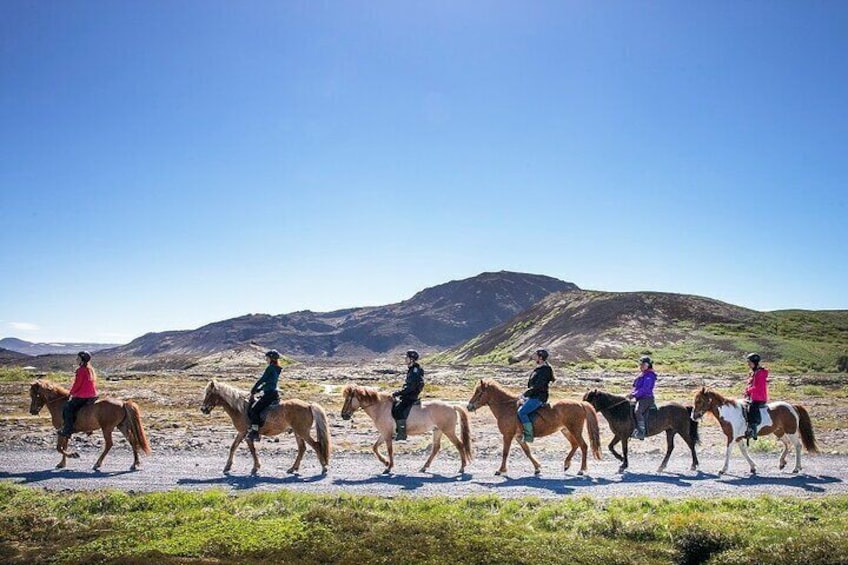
[1, 446, 845, 499]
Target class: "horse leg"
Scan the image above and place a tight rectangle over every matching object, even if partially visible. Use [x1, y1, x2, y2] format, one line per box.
[442, 428, 466, 474]
[383, 438, 394, 475]
[778, 433, 790, 470]
[420, 429, 442, 473]
[719, 439, 733, 476]
[224, 432, 245, 474]
[247, 437, 261, 475]
[784, 432, 802, 473]
[608, 436, 624, 462]
[287, 435, 307, 474]
[686, 435, 699, 471]
[93, 427, 114, 471]
[737, 439, 757, 475]
[496, 435, 513, 475]
[560, 429, 579, 474]
[658, 430, 675, 473]
[371, 437, 390, 468]
[517, 438, 542, 475]
[299, 434, 326, 474]
[55, 434, 71, 468]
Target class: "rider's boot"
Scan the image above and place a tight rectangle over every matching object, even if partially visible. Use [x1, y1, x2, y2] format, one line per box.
[395, 419, 408, 441]
[247, 424, 261, 442]
[522, 422, 534, 443]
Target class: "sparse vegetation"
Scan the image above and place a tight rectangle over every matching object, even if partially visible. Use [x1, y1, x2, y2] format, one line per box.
[0, 485, 846, 564]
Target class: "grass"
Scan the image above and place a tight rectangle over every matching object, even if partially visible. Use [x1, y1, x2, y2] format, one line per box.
[1, 484, 847, 564]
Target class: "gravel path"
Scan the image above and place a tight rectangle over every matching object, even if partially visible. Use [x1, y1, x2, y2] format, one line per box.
[1, 446, 845, 499]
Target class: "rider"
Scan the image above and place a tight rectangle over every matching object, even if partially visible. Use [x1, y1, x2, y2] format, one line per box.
[744, 353, 769, 440]
[59, 351, 98, 438]
[391, 350, 425, 441]
[627, 355, 656, 440]
[247, 349, 282, 441]
[518, 349, 555, 443]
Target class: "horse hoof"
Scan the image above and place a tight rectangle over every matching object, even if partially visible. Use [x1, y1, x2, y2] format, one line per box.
[286, 467, 298, 474]
[69, 453, 80, 459]
[56, 463, 65, 469]
[494, 471, 502, 476]
[382, 468, 392, 475]
[750, 469, 757, 475]
[577, 470, 585, 476]
[792, 468, 800, 474]
[779, 462, 787, 470]
[419, 467, 428, 473]
[718, 470, 725, 476]
[130, 465, 139, 472]
[251, 469, 259, 476]
[657, 467, 666, 473]
[321, 467, 328, 475]
[93, 466, 101, 472]
[534, 469, 541, 476]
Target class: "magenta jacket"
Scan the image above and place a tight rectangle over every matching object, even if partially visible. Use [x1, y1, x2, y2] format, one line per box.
[630, 370, 656, 400]
[745, 367, 769, 402]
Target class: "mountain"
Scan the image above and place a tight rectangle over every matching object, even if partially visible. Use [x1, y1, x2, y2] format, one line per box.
[0, 347, 32, 363]
[102, 271, 578, 366]
[0, 338, 121, 357]
[434, 290, 848, 373]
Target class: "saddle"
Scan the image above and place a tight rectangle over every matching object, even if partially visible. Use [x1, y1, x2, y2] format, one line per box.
[257, 397, 281, 425]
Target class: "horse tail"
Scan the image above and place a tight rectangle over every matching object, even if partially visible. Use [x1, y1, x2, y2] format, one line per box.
[582, 402, 602, 460]
[794, 404, 819, 454]
[311, 403, 331, 465]
[455, 406, 473, 461]
[123, 400, 151, 455]
[686, 405, 701, 445]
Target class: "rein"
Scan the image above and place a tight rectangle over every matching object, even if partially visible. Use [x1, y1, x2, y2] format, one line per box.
[599, 398, 632, 411]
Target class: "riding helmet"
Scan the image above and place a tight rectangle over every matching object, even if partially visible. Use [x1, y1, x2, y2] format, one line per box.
[265, 349, 281, 361]
[406, 350, 420, 361]
[746, 353, 761, 365]
[639, 355, 653, 367]
[535, 349, 549, 361]
[77, 351, 92, 363]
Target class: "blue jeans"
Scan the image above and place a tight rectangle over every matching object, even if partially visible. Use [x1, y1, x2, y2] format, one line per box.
[518, 398, 543, 424]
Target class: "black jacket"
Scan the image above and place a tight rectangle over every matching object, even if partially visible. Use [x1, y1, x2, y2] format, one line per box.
[394, 363, 425, 400]
[523, 364, 554, 403]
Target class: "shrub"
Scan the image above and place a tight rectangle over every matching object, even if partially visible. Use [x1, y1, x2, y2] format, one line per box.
[674, 527, 735, 565]
[837, 355, 848, 373]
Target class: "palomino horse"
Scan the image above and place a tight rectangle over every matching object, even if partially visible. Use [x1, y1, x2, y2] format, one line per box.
[691, 387, 819, 475]
[340, 384, 472, 475]
[29, 379, 151, 470]
[583, 389, 700, 473]
[201, 379, 330, 475]
[467, 379, 601, 476]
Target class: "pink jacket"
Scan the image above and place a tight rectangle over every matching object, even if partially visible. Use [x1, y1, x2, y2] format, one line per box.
[745, 367, 768, 402]
[69, 366, 97, 398]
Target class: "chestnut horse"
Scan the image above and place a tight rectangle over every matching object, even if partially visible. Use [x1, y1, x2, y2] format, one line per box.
[201, 379, 330, 475]
[340, 384, 472, 475]
[29, 379, 151, 470]
[583, 389, 700, 473]
[691, 387, 819, 475]
[466, 379, 601, 476]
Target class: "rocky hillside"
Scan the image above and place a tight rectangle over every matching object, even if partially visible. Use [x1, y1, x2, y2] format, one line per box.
[0, 338, 120, 356]
[99, 271, 578, 367]
[435, 290, 848, 373]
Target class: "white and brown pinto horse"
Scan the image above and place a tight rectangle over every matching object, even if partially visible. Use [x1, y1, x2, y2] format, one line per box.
[691, 387, 819, 475]
[340, 384, 472, 475]
[201, 380, 331, 476]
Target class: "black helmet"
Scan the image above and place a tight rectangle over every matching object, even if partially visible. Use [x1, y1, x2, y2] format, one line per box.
[406, 350, 420, 361]
[746, 353, 761, 365]
[77, 351, 91, 363]
[265, 349, 281, 361]
[535, 349, 549, 361]
[639, 355, 653, 367]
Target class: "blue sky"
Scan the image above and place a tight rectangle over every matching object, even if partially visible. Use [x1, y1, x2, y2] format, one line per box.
[1, 2, 846, 343]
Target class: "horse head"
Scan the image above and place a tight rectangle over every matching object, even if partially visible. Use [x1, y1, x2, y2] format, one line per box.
[29, 380, 46, 415]
[582, 389, 599, 406]
[340, 385, 360, 420]
[201, 380, 219, 414]
[466, 379, 492, 412]
[691, 386, 715, 421]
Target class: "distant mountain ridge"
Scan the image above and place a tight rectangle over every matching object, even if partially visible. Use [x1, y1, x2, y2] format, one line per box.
[103, 271, 578, 365]
[0, 338, 121, 357]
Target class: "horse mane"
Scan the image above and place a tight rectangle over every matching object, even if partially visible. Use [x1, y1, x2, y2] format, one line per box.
[32, 379, 69, 397]
[208, 380, 249, 415]
[343, 384, 391, 403]
[480, 378, 518, 399]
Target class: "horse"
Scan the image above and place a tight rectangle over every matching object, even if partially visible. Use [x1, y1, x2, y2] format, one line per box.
[583, 389, 700, 473]
[28, 379, 151, 471]
[466, 379, 601, 476]
[340, 384, 472, 475]
[200, 379, 330, 475]
[691, 387, 819, 475]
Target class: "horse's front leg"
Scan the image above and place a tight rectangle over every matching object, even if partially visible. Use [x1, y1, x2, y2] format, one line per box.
[93, 427, 114, 471]
[383, 437, 395, 474]
[247, 438, 261, 475]
[371, 437, 389, 468]
[608, 436, 624, 462]
[517, 437, 542, 475]
[496, 434, 513, 475]
[287, 436, 306, 474]
[224, 432, 245, 474]
[420, 429, 442, 473]
[718, 438, 733, 475]
[737, 439, 757, 474]
[55, 434, 71, 468]
[561, 429, 579, 473]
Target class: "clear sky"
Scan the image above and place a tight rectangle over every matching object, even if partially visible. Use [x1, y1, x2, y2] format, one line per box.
[1, 2, 846, 344]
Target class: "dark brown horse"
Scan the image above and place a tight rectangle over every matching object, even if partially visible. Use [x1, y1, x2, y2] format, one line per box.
[466, 379, 601, 476]
[692, 387, 819, 475]
[201, 379, 331, 475]
[29, 379, 151, 470]
[583, 389, 699, 473]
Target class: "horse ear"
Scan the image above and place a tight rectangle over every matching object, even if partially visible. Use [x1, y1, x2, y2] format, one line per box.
[700, 386, 706, 393]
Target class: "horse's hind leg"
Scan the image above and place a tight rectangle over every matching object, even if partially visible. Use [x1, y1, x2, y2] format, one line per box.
[737, 439, 757, 475]
[420, 429, 442, 473]
[686, 435, 699, 471]
[287, 435, 307, 474]
[300, 433, 326, 472]
[777, 433, 790, 470]
[93, 427, 114, 471]
[658, 430, 675, 473]
[443, 428, 467, 474]
[247, 438, 261, 475]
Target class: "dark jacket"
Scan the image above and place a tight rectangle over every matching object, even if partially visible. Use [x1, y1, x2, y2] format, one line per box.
[394, 363, 424, 400]
[523, 364, 555, 403]
[251, 364, 281, 395]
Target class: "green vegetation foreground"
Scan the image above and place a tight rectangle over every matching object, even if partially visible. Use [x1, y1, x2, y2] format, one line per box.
[1, 484, 847, 565]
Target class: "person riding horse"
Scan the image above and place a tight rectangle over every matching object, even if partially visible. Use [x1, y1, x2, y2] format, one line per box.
[391, 350, 425, 441]
[627, 355, 656, 440]
[59, 351, 98, 439]
[247, 349, 283, 441]
[517, 349, 555, 443]
[744, 353, 769, 440]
